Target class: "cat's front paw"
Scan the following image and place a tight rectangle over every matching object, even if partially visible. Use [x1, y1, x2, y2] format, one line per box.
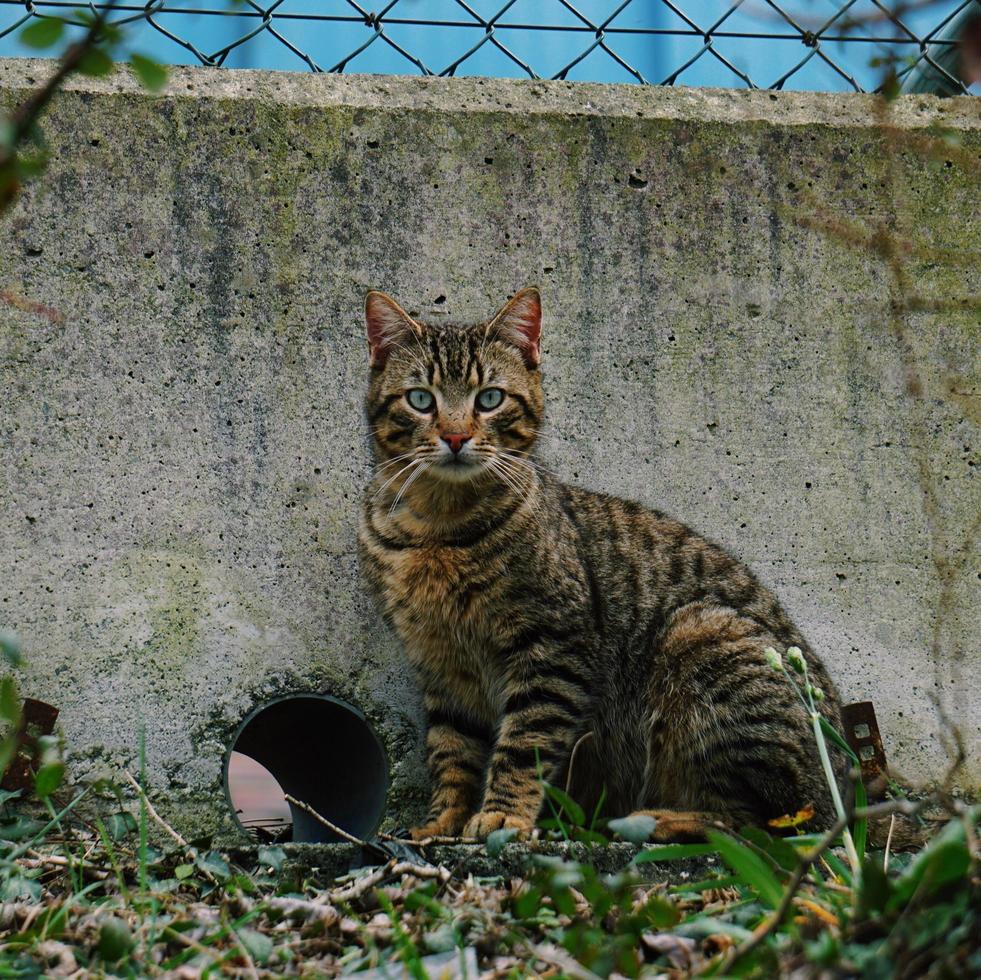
[408, 808, 469, 841]
[463, 810, 535, 840]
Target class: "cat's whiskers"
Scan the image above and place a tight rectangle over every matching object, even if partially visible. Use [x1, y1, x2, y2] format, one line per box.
[390, 460, 430, 516]
[372, 457, 422, 501]
[373, 450, 417, 474]
[485, 453, 550, 540]
[499, 449, 551, 477]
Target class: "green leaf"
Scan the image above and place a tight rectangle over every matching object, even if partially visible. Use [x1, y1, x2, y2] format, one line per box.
[740, 826, 800, 872]
[257, 844, 286, 872]
[98, 917, 134, 962]
[823, 848, 853, 886]
[20, 18, 64, 50]
[0, 676, 20, 723]
[404, 886, 446, 917]
[0, 815, 45, 841]
[486, 827, 517, 857]
[34, 762, 64, 798]
[1, 872, 42, 901]
[0, 631, 22, 667]
[818, 717, 860, 763]
[0, 788, 23, 806]
[637, 894, 681, 929]
[513, 884, 543, 919]
[705, 831, 784, 910]
[673, 916, 754, 941]
[196, 850, 231, 880]
[890, 821, 969, 911]
[174, 863, 195, 880]
[858, 856, 892, 916]
[129, 54, 168, 92]
[669, 873, 743, 893]
[633, 842, 717, 863]
[77, 48, 113, 78]
[105, 811, 137, 840]
[608, 814, 657, 845]
[542, 783, 585, 827]
[237, 927, 273, 964]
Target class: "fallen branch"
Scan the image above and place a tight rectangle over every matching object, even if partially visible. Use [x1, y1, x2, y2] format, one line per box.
[282, 793, 368, 848]
[123, 770, 217, 884]
[330, 861, 451, 904]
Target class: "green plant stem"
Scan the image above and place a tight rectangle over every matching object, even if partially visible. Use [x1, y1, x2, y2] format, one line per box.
[811, 711, 860, 876]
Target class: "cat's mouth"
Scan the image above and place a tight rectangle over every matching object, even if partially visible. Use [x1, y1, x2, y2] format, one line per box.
[431, 453, 485, 483]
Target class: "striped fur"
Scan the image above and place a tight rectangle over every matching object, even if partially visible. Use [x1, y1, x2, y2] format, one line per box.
[358, 288, 844, 841]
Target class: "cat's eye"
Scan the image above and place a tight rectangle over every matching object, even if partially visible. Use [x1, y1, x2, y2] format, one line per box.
[476, 388, 505, 411]
[406, 389, 435, 412]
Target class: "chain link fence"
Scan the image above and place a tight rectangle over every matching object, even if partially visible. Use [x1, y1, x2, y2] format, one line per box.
[0, 0, 978, 94]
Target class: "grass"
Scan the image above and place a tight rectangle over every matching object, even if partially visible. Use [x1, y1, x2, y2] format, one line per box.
[2, 634, 979, 977]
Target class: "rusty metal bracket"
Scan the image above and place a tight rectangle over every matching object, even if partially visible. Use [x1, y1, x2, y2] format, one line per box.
[1, 698, 59, 792]
[841, 700, 888, 785]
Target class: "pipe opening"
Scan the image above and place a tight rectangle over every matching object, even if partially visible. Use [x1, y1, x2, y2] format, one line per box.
[224, 694, 389, 844]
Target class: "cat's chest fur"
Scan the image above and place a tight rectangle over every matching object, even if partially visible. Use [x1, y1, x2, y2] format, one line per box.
[363, 531, 508, 717]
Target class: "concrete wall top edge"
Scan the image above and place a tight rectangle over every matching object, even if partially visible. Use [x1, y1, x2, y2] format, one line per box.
[1, 56, 979, 131]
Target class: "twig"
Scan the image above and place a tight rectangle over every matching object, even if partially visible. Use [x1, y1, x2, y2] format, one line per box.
[377, 831, 479, 846]
[267, 895, 340, 922]
[123, 770, 217, 884]
[161, 925, 222, 963]
[330, 860, 451, 904]
[282, 793, 367, 848]
[19, 853, 109, 881]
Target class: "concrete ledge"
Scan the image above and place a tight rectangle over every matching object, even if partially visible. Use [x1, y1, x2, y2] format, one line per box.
[0, 58, 979, 128]
[0, 61, 978, 840]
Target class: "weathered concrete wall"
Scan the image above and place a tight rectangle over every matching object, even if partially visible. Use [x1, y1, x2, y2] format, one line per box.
[1, 59, 978, 838]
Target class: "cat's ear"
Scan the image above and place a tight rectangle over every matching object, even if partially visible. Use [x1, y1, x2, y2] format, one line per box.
[485, 287, 542, 368]
[364, 291, 425, 369]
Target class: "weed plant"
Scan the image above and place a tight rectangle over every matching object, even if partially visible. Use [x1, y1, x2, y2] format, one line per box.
[1, 635, 978, 977]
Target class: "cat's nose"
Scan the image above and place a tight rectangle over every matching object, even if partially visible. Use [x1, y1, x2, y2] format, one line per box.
[441, 432, 471, 454]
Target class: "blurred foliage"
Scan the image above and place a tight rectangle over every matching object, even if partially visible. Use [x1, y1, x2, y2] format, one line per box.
[0, 2, 166, 212]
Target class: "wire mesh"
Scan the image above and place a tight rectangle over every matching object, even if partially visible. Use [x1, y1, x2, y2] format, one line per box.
[0, 0, 977, 94]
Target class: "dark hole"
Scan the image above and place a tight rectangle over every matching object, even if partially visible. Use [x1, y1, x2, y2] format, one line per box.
[224, 695, 389, 843]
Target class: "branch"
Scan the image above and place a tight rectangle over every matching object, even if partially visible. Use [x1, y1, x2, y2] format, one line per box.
[0, 0, 120, 210]
[282, 793, 367, 848]
[123, 769, 217, 884]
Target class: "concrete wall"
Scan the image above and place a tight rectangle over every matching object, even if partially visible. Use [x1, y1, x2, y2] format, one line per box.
[1, 59, 978, 839]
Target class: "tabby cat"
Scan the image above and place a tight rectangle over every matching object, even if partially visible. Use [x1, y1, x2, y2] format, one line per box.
[358, 287, 843, 841]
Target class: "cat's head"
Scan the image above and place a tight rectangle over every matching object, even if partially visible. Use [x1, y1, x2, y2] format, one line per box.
[363, 288, 544, 486]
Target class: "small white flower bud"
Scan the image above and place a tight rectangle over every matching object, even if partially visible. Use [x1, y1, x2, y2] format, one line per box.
[763, 647, 783, 670]
[786, 646, 807, 674]
[811, 685, 825, 702]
